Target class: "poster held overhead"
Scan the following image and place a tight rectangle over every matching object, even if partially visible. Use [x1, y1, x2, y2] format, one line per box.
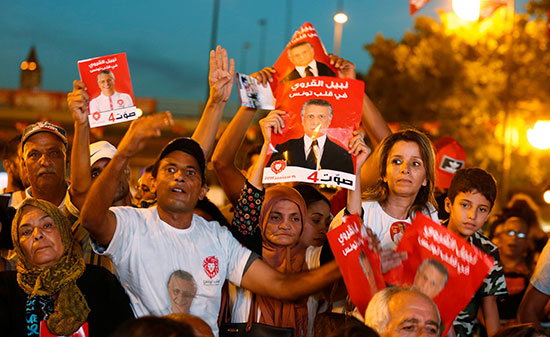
[263, 77, 363, 190]
[77, 53, 137, 128]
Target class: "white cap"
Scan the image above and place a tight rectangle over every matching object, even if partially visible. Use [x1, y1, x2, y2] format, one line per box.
[90, 141, 117, 166]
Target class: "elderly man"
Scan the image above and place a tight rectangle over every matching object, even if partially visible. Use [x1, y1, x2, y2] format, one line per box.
[89, 70, 134, 114]
[364, 287, 442, 337]
[266, 99, 354, 174]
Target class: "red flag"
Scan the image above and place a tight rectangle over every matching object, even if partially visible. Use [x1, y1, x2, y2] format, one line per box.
[547, 10, 550, 36]
[410, 0, 431, 16]
[479, 0, 506, 21]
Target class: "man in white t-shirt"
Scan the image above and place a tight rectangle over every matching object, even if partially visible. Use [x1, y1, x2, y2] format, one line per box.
[89, 70, 133, 114]
[81, 113, 341, 335]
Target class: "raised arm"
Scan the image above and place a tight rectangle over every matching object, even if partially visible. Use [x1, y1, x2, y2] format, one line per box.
[67, 80, 91, 210]
[81, 113, 174, 246]
[241, 258, 341, 301]
[247, 109, 286, 190]
[212, 106, 256, 206]
[346, 130, 370, 215]
[192, 46, 235, 160]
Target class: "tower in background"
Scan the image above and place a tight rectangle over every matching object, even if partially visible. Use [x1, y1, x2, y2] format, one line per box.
[20, 46, 42, 89]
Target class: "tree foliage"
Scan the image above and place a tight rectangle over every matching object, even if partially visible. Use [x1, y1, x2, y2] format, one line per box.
[362, 6, 550, 200]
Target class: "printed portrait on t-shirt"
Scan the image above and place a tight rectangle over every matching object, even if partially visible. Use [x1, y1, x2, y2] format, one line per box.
[167, 270, 197, 314]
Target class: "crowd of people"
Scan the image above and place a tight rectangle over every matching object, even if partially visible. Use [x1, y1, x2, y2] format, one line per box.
[0, 44, 549, 337]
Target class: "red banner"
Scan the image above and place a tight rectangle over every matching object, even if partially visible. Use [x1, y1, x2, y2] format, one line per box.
[384, 213, 494, 336]
[327, 214, 386, 317]
[410, 0, 431, 15]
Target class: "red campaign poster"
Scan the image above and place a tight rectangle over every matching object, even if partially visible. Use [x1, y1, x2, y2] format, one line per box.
[327, 214, 386, 317]
[40, 321, 89, 336]
[78, 53, 137, 128]
[262, 77, 363, 190]
[384, 213, 494, 336]
[271, 22, 337, 94]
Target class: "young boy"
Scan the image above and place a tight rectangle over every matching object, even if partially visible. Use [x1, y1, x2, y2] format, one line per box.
[444, 168, 507, 337]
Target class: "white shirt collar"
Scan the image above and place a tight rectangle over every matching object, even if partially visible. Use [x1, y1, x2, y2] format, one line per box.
[296, 60, 318, 78]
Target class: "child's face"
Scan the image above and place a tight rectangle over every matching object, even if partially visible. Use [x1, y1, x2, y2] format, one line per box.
[445, 190, 491, 238]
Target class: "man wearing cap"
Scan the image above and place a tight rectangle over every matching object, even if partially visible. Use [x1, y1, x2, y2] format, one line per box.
[11, 121, 75, 211]
[81, 113, 341, 335]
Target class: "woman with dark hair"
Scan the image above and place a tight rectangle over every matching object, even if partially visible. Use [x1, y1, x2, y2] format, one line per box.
[0, 198, 134, 337]
[359, 129, 438, 250]
[293, 183, 332, 248]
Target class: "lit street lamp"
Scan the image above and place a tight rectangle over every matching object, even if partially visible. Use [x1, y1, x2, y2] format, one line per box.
[452, 0, 481, 21]
[527, 120, 550, 150]
[333, 12, 348, 56]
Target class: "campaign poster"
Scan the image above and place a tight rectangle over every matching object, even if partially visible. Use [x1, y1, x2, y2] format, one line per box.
[262, 77, 363, 190]
[271, 22, 337, 95]
[78, 53, 137, 128]
[235, 73, 275, 109]
[384, 213, 494, 336]
[327, 214, 386, 317]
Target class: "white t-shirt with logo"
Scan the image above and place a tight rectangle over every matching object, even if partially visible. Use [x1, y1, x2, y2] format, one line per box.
[361, 200, 439, 250]
[89, 91, 134, 113]
[92, 206, 252, 336]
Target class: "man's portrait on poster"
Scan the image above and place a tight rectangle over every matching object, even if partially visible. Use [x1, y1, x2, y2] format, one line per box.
[89, 70, 134, 114]
[266, 98, 354, 174]
[281, 41, 336, 83]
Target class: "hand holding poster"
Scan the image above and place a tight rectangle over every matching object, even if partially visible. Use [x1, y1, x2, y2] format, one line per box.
[263, 22, 362, 189]
[327, 214, 386, 317]
[235, 73, 275, 109]
[384, 213, 494, 335]
[263, 77, 363, 189]
[77, 53, 137, 128]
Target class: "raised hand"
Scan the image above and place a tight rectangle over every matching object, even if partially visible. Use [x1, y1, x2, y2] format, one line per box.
[209, 45, 235, 103]
[259, 109, 286, 142]
[117, 112, 174, 160]
[250, 67, 276, 87]
[329, 53, 356, 79]
[348, 129, 371, 168]
[67, 80, 89, 126]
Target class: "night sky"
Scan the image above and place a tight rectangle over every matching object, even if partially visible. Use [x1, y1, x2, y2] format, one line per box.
[0, 0, 530, 100]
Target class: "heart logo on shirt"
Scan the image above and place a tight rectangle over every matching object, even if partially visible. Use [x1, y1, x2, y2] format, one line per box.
[93, 112, 101, 121]
[270, 160, 286, 174]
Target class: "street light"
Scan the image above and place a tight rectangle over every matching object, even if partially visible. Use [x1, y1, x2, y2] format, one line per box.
[544, 188, 550, 204]
[333, 12, 348, 56]
[452, 0, 480, 21]
[527, 120, 550, 150]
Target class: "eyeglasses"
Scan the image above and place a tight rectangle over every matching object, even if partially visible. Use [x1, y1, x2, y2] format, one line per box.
[504, 230, 527, 239]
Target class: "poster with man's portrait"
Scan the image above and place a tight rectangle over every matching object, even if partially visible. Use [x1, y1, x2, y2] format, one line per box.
[78, 53, 137, 128]
[384, 213, 494, 336]
[262, 77, 363, 190]
[327, 214, 386, 317]
[270, 22, 337, 95]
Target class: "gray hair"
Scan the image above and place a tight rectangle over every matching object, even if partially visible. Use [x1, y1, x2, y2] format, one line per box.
[167, 270, 197, 292]
[97, 70, 115, 82]
[300, 99, 333, 118]
[364, 287, 442, 336]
